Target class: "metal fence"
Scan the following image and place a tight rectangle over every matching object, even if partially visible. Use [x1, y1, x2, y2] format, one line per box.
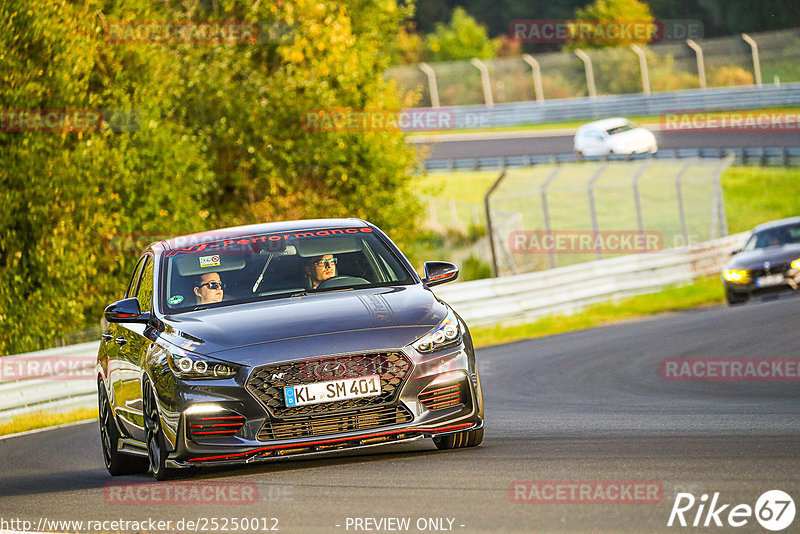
[387, 28, 800, 107]
[483, 156, 733, 276]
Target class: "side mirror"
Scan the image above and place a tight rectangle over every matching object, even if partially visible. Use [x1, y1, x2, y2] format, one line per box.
[422, 261, 459, 287]
[731, 249, 742, 256]
[104, 297, 150, 324]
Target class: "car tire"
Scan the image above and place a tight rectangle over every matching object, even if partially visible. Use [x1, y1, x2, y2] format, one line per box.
[433, 427, 484, 450]
[725, 287, 749, 305]
[98, 381, 148, 476]
[143, 380, 172, 481]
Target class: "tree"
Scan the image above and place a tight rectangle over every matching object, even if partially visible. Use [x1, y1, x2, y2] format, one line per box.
[0, 0, 424, 355]
[570, 0, 655, 49]
[426, 7, 499, 61]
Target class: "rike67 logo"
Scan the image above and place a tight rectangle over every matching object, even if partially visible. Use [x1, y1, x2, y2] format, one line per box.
[668, 490, 795, 531]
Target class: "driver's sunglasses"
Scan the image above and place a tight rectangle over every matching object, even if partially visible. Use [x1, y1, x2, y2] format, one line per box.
[315, 258, 338, 268]
[199, 281, 225, 290]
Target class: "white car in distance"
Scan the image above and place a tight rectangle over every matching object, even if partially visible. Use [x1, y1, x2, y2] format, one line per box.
[573, 117, 657, 156]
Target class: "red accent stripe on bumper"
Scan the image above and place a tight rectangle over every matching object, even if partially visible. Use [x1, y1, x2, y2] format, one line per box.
[188, 423, 474, 462]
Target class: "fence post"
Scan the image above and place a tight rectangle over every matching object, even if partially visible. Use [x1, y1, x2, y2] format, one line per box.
[586, 162, 609, 259]
[630, 44, 651, 95]
[540, 166, 563, 268]
[632, 160, 652, 234]
[686, 39, 706, 89]
[574, 50, 597, 98]
[470, 58, 494, 108]
[522, 54, 545, 103]
[484, 170, 507, 277]
[741, 34, 763, 88]
[675, 161, 692, 247]
[710, 154, 734, 239]
[418, 62, 441, 108]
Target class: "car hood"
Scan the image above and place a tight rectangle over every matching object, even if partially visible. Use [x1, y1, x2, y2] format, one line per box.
[158, 285, 445, 363]
[725, 243, 800, 270]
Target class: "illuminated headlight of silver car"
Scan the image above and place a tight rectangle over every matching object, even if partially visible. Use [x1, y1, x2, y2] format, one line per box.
[168, 348, 239, 380]
[414, 309, 462, 353]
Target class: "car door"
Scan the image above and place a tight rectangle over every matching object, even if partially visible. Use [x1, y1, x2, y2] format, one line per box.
[584, 129, 608, 155]
[112, 254, 154, 440]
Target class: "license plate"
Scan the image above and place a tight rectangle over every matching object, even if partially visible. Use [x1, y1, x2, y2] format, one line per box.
[756, 274, 785, 287]
[284, 375, 381, 407]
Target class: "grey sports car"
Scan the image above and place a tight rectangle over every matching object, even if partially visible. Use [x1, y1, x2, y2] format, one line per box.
[722, 216, 800, 304]
[97, 219, 484, 480]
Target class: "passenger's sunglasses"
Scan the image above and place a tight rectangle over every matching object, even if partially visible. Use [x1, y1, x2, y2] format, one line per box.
[315, 258, 338, 268]
[199, 281, 225, 290]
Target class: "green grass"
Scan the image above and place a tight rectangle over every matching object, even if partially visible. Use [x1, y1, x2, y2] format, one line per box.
[470, 275, 724, 349]
[0, 408, 98, 437]
[721, 167, 800, 232]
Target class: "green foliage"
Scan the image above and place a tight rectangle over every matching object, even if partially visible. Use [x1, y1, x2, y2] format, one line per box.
[0, 0, 423, 355]
[569, 0, 654, 50]
[425, 7, 498, 62]
[460, 254, 492, 281]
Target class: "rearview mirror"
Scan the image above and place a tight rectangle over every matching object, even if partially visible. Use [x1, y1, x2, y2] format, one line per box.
[422, 261, 459, 287]
[104, 297, 150, 324]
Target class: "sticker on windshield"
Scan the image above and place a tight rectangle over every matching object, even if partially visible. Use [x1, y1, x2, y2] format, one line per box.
[199, 255, 220, 268]
[168, 295, 184, 305]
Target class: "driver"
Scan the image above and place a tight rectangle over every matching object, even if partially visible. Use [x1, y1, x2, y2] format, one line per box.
[193, 272, 224, 304]
[305, 254, 337, 289]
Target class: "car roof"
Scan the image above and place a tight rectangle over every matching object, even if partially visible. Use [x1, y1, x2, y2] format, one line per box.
[752, 216, 800, 233]
[158, 218, 369, 251]
[577, 117, 632, 132]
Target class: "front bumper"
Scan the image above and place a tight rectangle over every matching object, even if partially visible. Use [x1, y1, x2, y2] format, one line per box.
[723, 267, 800, 299]
[154, 343, 483, 467]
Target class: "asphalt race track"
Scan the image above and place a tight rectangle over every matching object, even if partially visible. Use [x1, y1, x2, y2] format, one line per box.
[412, 129, 800, 159]
[1, 296, 798, 533]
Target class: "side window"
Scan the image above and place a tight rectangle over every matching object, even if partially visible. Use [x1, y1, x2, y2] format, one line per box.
[136, 257, 154, 312]
[124, 256, 147, 299]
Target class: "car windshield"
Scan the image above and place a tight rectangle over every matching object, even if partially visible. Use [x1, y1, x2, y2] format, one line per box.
[605, 122, 636, 135]
[161, 227, 414, 312]
[743, 223, 800, 250]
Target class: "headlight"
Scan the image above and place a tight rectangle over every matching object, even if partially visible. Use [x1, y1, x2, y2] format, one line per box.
[414, 309, 462, 353]
[723, 269, 751, 284]
[168, 348, 239, 380]
[791, 259, 800, 270]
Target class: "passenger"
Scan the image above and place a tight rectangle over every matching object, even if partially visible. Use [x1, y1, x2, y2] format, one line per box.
[193, 272, 224, 304]
[305, 255, 337, 289]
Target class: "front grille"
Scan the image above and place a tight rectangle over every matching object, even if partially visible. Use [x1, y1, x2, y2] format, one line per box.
[750, 264, 790, 279]
[257, 405, 413, 441]
[188, 414, 245, 439]
[246, 351, 412, 417]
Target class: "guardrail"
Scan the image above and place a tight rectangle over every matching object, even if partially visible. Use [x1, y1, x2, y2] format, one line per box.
[0, 341, 98, 422]
[416, 83, 800, 129]
[0, 233, 748, 422]
[434, 232, 750, 326]
[424, 147, 800, 171]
